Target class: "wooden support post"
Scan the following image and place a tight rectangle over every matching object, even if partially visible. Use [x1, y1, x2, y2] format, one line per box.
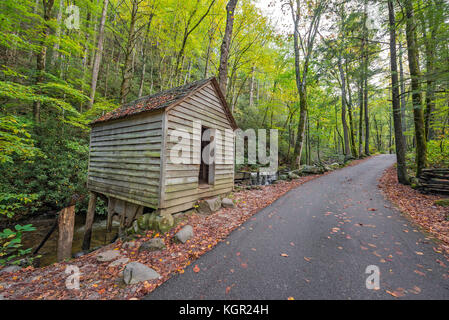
[82, 192, 97, 251]
[106, 197, 114, 233]
[57, 205, 76, 262]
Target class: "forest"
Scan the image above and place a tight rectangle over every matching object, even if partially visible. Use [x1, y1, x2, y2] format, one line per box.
[0, 0, 448, 266]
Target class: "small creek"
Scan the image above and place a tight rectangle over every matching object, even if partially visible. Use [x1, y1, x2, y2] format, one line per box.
[20, 214, 119, 267]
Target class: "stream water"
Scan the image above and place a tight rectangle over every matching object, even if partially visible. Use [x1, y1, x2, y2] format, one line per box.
[20, 214, 119, 267]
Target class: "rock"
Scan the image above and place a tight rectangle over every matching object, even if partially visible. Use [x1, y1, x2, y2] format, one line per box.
[175, 225, 194, 243]
[96, 250, 121, 262]
[123, 262, 160, 285]
[300, 165, 324, 175]
[123, 241, 137, 249]
[279, 174, 288, 181]
[0, 265, 21, 274]
[136, 212, 174, 233]
[288, 172, 300, 179]
[108, 258, 130, 267]
[197, 197, 222, 215]
[73, 251, 89, 259]
[156, 214, 174, 233]
[222, 198, 235, 208]
[139, 238, 165, 252]
[330, 163, 340, 169]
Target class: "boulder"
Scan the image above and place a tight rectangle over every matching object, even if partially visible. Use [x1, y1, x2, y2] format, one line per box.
[197, 197, 222, 215]
[222, 198, 235, 209]
[175, 225, 194, 243]
[123, 262, 160, 285]
[139, 238, 165, 252]
[0, 265, 21, 274]
[301, 165, 323, 175]
[330, 163, 340, 170]
[135, 212, 174, 233]
[157, 214, 174, 233]
[288, 172, 300, 179]
[108, 258, 130, 267]
[122, 241, 137, 249]
[96, 250, 121, 262]
[279, 174, 288, 181]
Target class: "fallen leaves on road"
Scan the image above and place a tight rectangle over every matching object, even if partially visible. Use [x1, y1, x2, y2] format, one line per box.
[280, 253, 289, 257]
[0, 158, 377, 300]
[386, 288, 406, 298]
[379, 166, 449, 256]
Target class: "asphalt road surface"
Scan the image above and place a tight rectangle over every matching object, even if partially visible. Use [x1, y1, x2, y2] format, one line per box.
[146, 154, 449, 300]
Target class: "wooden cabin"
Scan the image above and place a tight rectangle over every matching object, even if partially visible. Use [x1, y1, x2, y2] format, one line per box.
[86, 77, 238, 232]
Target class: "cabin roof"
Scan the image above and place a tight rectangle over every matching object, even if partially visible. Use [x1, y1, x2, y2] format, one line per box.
[91, 77, 238, 129]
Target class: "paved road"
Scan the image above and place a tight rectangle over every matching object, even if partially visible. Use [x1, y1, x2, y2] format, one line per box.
[146, 155, 449, 300]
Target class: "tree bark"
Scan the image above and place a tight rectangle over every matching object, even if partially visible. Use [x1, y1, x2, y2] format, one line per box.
[338, 56, 351, 158]
[388, 0, 409, 184]
[33, 0, 55, 123]
[88, 0, 109, 109]
[218, 0, 238, 96]
[404, 0, 427, 176]
[399, 40, 407, 137]
[120, 0, 139, 104]
[57, 205, 76, 262]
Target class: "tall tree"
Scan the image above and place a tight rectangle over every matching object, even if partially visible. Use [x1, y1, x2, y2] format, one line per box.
[33, 0, 55, 122]
[404, 0, 427, 176]
[387, 0, 409, 184]
[289, 0, 326, 167]
[119, 0, 143, 104]
[218, 0, 238, 96]
[88, 0, 109, 109]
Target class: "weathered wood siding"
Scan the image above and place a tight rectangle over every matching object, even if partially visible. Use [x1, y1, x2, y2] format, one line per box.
[88, 111, 163, 208]
[160, 83, 235, 215]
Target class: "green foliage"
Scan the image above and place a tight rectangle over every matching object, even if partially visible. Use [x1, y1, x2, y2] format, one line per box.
[426, 139, 449, 167]
[0, 224, 36, 266]
[0, 120, 90, 219]
[0, 115, 42, 164]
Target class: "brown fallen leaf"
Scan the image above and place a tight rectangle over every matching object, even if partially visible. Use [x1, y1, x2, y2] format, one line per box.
[414, 270, 425, 276]
[193, 265, 200, 273]
[409, 286, 421, 294]
[304, 257, 311, 262]
[386, 288, 405, 298]
[281, 253, 289, 257]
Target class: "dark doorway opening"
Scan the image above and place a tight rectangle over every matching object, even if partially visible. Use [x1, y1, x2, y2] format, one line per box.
[199, 126, 210, 186]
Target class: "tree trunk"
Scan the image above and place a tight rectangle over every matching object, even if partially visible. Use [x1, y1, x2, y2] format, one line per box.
[249, 66, 255, 107]
[388, 0, 409, 184]
[50, 0, 64, 67]
[33, 0, 55, 123]
[120, 0, 140, 104]
[88, 0, 109, 109]
[358, 76, 364, 157]
[218, 0, 238, 96]
[57, 205, 75, 262]
[399, 40, 407, 137]
[404, 0, 427, 176]
[338, 56, 351, 158]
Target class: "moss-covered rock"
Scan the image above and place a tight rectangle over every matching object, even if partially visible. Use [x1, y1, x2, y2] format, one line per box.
[435, 199, 449, 207]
